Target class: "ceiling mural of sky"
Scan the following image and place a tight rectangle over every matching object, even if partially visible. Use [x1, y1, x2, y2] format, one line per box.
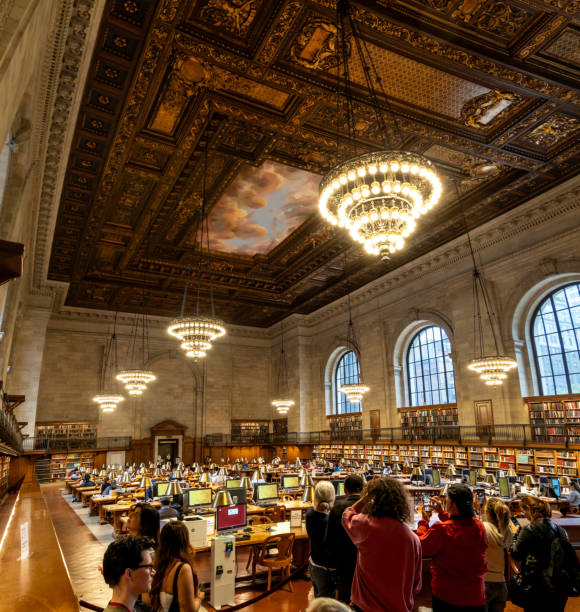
[208, 160, 321, 255]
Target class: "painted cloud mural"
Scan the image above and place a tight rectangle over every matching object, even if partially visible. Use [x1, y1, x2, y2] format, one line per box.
[208, 160, 321, 255]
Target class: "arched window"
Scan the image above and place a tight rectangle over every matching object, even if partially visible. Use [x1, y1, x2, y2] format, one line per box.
[407, 326, 455, 406]
[531, 283, 580, 395]
[334, 350, 362, 414]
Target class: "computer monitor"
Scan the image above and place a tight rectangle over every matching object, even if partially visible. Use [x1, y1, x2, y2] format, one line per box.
[184, 487, 212, 509]
[216, 504, 247, 533]
[498, 476, 511, 499]
[334, 481, 345, 497]
[254, 483, 278, 502]
[155, 481, 170, 497]
[539, 476, 549, 486]
[226, 479, 242, 489]
[551, 477, 561, 499]
[469, 470, 477, 486]
[222, 487, 247, 505]
[281, 474, 300, 490]
[431, 469, 441, 486]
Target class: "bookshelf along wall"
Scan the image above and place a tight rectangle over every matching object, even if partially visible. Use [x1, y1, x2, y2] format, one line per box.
[35, 422, 97, 448]
[399, 404, 458, 436]
[48, 452, 94, 480]
[0, 455, 10, 496]
[328, 413, 362, 440]
[527, 394, 580, 443]
[231, 421, 269, 442]
[311, 443, 580, 477]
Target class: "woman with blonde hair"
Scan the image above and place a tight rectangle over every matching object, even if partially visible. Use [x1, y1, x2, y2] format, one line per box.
[510, 496, 569, 612]
[306, 480, 337, 598]
[482, 498, 512, 612]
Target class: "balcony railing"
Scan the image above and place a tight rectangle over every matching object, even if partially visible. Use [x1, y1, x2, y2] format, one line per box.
[21, 436, 132, 453]
[206, 423, 576, 448]
[0, 393, 23, 452]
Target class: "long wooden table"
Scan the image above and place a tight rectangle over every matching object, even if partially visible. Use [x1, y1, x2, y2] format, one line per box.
[0, 475, 79, 611]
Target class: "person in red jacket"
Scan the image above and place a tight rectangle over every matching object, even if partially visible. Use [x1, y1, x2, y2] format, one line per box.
[416, 483, 487, 612]
[342, 477, 422, 612]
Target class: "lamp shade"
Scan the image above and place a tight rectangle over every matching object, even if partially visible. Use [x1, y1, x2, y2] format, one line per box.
[507, 469, 517, 477]
[172, 470, 183, 480]
[411, 467, 423, 477]
[296, 458, 302, 467]
[213, 490, 233, 508]
[99, 469, 107, 478]
[218, 467, 228, 477]
[298, 468, 307, 477]
[240, 477, 252, 490]
[302, 485, 315, 504]
[300, 475, 315, 488]
[209, 463, 217, 470]
[195, 465, 203, 474]
[153, 468, 161, 478]
[250, 470, 261, 483]
[120, 472, 131, 484]
[109, 471, 117, 480]
[445, 465, 456, 478]
[477, 469, 487, 479]
[168, 481, 182, 496]
[523, 475, 536, 488]
[485, 474, 497, 485]
[392, 464, 401, 473]
[139, 477, 152, 489]
[92, 468, 99, 476]
[199, 472, 211, 484]
[560, 476, 571, 486]
[362, 463, 370, 472]
[353, 461, 360, 469]
[139, 467, 146, 475]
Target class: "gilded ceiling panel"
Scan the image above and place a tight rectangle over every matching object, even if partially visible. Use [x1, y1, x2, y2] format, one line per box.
[541, 27, 580, 65]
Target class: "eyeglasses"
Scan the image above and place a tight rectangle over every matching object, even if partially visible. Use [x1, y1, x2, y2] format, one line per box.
[135, 564, 155, 572]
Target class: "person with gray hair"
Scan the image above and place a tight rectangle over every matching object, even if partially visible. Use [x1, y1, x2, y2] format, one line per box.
[306, 480, 337, 598]
[306, 596, 352, 612]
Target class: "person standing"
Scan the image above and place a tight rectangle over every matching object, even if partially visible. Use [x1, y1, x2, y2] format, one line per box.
[102, 536, 156, 612]
[510, 496, 569, 612]
[482, 498, 512, 612]
[417, 483, 487, 612]
[342, 478, 422, 612]
[306, 481, 337, 598]
[325, 474, 363, 604]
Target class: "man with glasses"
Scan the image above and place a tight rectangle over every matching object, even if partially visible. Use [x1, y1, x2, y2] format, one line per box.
[102, 535, 155, 612]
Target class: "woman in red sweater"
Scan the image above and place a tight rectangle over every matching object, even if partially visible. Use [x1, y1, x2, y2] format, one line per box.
[416, 483, 487, 612]
[342, 477, 422, 612]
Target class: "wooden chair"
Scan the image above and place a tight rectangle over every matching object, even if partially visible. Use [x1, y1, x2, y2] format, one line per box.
[253, 532, 295, 591]
[280, 494, 295, 502]
[248, 515, 273, 526]
[265, 505, 286, 522]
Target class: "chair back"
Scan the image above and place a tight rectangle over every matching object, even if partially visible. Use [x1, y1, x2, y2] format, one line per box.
[248, 515, 273, 525]
[258, 532, 294, 563]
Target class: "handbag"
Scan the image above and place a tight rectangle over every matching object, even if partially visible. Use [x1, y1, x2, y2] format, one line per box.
[508, 572, 534, 608]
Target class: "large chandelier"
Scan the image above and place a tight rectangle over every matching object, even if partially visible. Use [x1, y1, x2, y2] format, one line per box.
[93, 318, 125, 412]
[340, 383, 369, 404]
[167, 120, 226, 359]
[116, 369, 156, 396]
[318, 0, 442, 259]
[462, 185, 517, 386]
[271, 323, 294, 415]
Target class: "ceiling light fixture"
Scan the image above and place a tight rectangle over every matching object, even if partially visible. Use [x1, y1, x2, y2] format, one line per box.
[318, 0, 442, 260]
[93, 314, 124, 412]
[460, 183, 517, 386]
[168, 109, 226, 359]
[340, 288, 369, 403]
[271, 322, 294, 415]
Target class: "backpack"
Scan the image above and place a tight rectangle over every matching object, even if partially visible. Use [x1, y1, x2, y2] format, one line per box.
[543, 524, 580, 597]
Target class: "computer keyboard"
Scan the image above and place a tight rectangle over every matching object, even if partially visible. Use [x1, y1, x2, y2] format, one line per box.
[255, 500, 278, 507]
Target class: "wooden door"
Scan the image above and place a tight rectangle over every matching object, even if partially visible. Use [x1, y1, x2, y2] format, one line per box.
[474, 400, 494, 437]
[370, 410, 380, 436]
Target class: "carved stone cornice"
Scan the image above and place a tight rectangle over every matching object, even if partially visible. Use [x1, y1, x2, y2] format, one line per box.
[32, 0, 103, 292]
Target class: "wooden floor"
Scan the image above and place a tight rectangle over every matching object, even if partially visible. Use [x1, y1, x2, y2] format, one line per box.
[41, 482, 580, 612]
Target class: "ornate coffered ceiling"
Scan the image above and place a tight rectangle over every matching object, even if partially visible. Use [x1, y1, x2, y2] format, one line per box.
[48, 0, 580, 327]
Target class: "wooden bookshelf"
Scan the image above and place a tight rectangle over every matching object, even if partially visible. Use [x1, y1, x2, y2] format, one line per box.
[48, 452, 94, 480]
[399, 404, 458, 437]
[231, 420, 269, 442]
[311, 442, 580, 478]
[328, 413, 362, 440]
[526, 394, 580, 443]
[35, 422, 97, 449]
[0, 455, 10, 496]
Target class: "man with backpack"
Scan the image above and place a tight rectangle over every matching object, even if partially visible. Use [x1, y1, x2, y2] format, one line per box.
[510, 495, 580, 611]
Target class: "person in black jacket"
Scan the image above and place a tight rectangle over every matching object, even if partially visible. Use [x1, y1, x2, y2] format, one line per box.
[510, 495, 569, 612]
[325, 474, 363, 604]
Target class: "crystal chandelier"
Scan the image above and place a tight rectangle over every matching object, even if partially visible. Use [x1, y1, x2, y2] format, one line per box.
[116, 308, 156, 396]
[340, 288, 369, 403]
[318, 0, 442, 260]
[93, 317, 124, 412]
[462, 186, 517, 386]
[271, 323, 294, 415]
[168, 122, 226, 359]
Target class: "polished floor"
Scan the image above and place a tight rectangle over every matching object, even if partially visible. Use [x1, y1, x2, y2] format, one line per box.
[41, 483, 580, 611]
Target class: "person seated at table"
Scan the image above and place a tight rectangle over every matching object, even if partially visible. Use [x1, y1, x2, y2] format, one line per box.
[103, 479, 124, 496]
[101, 475, 111, 494]
[102, 535, 156, 612]
[342, 477, 422, 612]
[149, 521, 204, 612]
[159, 497, 180, 520]
[126, 502, 161, 547]
[364, 468, 374, 481]
[567, 481, 580, 507]
[417, 483, 487, 612]
[306, 481, 337, 598]
[69, 467, 80, 479]
[73, 472, 95, 502]
[382, 465, 392, 476]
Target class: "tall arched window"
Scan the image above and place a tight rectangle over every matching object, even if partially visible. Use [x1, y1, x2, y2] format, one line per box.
[407, 326, 455, 406]
[531, 283, 580, 395]
[335, 350, 362, 414]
